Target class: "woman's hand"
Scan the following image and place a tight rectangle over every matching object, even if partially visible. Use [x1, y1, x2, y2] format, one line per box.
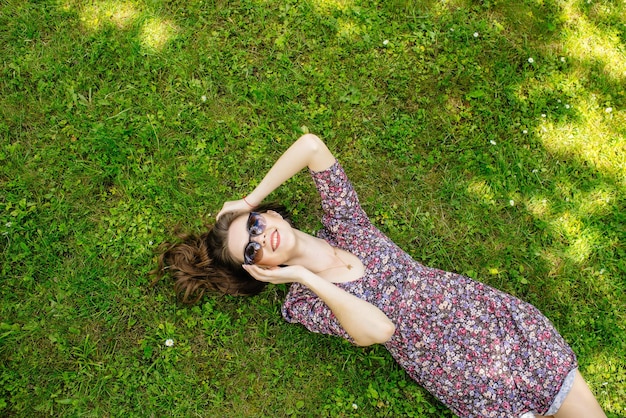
[216, 199, 255, 220]
[243, 264, 310, 285]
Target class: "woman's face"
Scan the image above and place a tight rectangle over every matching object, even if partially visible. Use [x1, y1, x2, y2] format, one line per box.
[226, 211, 295, 267]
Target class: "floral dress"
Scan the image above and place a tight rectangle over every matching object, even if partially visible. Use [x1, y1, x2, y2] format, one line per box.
[282, 161, 577, 418]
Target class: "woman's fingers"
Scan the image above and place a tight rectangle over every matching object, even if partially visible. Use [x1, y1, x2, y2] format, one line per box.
[216, 199, 250, 220]
[243, 265, 304, 284]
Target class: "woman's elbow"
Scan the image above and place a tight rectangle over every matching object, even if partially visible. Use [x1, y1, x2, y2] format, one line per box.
[379, 321, 396, 343]
[299, 132, 322, 146]
[355, 322, 396, 347]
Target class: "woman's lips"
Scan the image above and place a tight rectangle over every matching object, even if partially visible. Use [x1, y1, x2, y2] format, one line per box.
[271, 230, 280, 251]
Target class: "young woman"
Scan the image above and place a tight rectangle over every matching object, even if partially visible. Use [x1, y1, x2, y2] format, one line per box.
[155, 134, 606, 418]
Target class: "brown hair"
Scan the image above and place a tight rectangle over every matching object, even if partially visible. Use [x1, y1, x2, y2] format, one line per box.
[152, 203, 290, 304]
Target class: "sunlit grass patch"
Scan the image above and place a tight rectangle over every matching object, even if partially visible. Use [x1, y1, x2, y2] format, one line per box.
[563, 227, 602, 264]
[335, 18, 368, 41]
[576, 184, 616, 216]
[536, 100, 625, 181]
[583, 349, 626, 415]
[310, 0, 355, 14]
[466, 178, 497, 206]
[561, 2, 626, 82]
[75, 1, 178, 52]
[139, 17, 178, 51]
[547, 211, 605, 265]
[79, 0, 139, 31]
[525, 195, 552, 218]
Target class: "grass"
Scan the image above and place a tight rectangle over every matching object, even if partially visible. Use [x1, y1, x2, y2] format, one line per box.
[1, 0, 624, 416]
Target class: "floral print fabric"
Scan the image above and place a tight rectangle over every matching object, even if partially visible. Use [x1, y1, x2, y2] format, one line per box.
[281, 161, 577, 418]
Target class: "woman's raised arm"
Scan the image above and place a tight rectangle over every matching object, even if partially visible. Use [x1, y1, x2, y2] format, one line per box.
[217, 134, 335, 219]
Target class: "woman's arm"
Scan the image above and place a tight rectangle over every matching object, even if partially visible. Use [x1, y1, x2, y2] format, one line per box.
[217, 134, 335, 218]
[244, 265, 396, 346]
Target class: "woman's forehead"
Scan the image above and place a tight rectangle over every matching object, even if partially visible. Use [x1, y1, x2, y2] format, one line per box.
[226, 213, 250, 260]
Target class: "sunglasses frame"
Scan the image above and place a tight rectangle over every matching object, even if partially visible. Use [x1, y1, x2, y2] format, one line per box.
[243, 212, 266, 265]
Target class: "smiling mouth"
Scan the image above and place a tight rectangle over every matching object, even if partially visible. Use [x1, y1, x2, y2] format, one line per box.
[271, 230, 280, 251]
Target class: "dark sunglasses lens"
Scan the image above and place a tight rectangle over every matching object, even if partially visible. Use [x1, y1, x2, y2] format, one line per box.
[247, 212, 265, 236]
[244, 242, 262, 265]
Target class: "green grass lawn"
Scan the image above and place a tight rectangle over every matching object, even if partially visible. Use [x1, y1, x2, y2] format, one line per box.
[1, 0, 624, 416]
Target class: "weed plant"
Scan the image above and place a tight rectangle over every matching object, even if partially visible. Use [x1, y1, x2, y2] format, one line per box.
[1, 0, 624, 416]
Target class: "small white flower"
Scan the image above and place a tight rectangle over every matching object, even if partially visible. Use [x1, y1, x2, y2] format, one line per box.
[509, 200, 515, 206]
[565, 104, 571, 109]
[490, 140, 497, 145]
[560, 57, 566, 62]
[149, 241, 154, 246]
[605, 107, 613, 113]
[352, 403, 358, 410]
[532, 169, 539, 173]
[528, 57, 534, 63]
[522, 129, 528, 134]
[450, 28, 455, 32]
[473, 32, 479, 37]
[201, 95, 207, 102]
[165, 339, 174, 347]
[383, 39, 389, 45]
[541, 114, 546, 118]
[5, 222, 11, 228]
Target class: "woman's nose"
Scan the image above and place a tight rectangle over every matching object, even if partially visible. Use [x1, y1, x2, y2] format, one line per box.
[251, 233, 265, 246]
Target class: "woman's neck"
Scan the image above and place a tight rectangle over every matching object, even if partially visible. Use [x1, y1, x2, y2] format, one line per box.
[287, 229, 338, 272]
[287, 229, 365, 283]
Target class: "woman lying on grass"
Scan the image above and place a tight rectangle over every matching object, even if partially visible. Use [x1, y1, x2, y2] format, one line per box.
[154, 134, 605, 418]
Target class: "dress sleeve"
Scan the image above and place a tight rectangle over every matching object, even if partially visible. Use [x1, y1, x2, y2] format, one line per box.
[281, 282, 355, 343]
[280, 161, 367, 344]
[309, 161, 370, 229]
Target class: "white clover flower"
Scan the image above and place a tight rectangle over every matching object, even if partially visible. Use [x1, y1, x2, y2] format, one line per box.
[522, 129, 528, 134]
[490, 140, 497, 145]
[565, 104, 571, 109]
[383, 39, 389, 45]
[149, 241, 154, 246]
[560, 57, 566, 62]
[541, 114, 546, 118]
[528, 57, 534, 63]
[165, 339, 174, 347]
[201, 95, 207, 102]
[352, 403, 358, 410]
[473, 32, 479, 38]
[605, 107, 613, 113]
[532, 169, 539, 173]
[509, 200, 515, 206]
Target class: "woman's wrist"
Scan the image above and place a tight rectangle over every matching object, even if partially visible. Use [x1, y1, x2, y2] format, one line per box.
[243, 195, 255, 208]
[244, 188, 266, 208]
[299, 270, 327, 289]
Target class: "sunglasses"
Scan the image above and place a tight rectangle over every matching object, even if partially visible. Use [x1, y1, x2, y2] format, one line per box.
[243, 212, 266, 265]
